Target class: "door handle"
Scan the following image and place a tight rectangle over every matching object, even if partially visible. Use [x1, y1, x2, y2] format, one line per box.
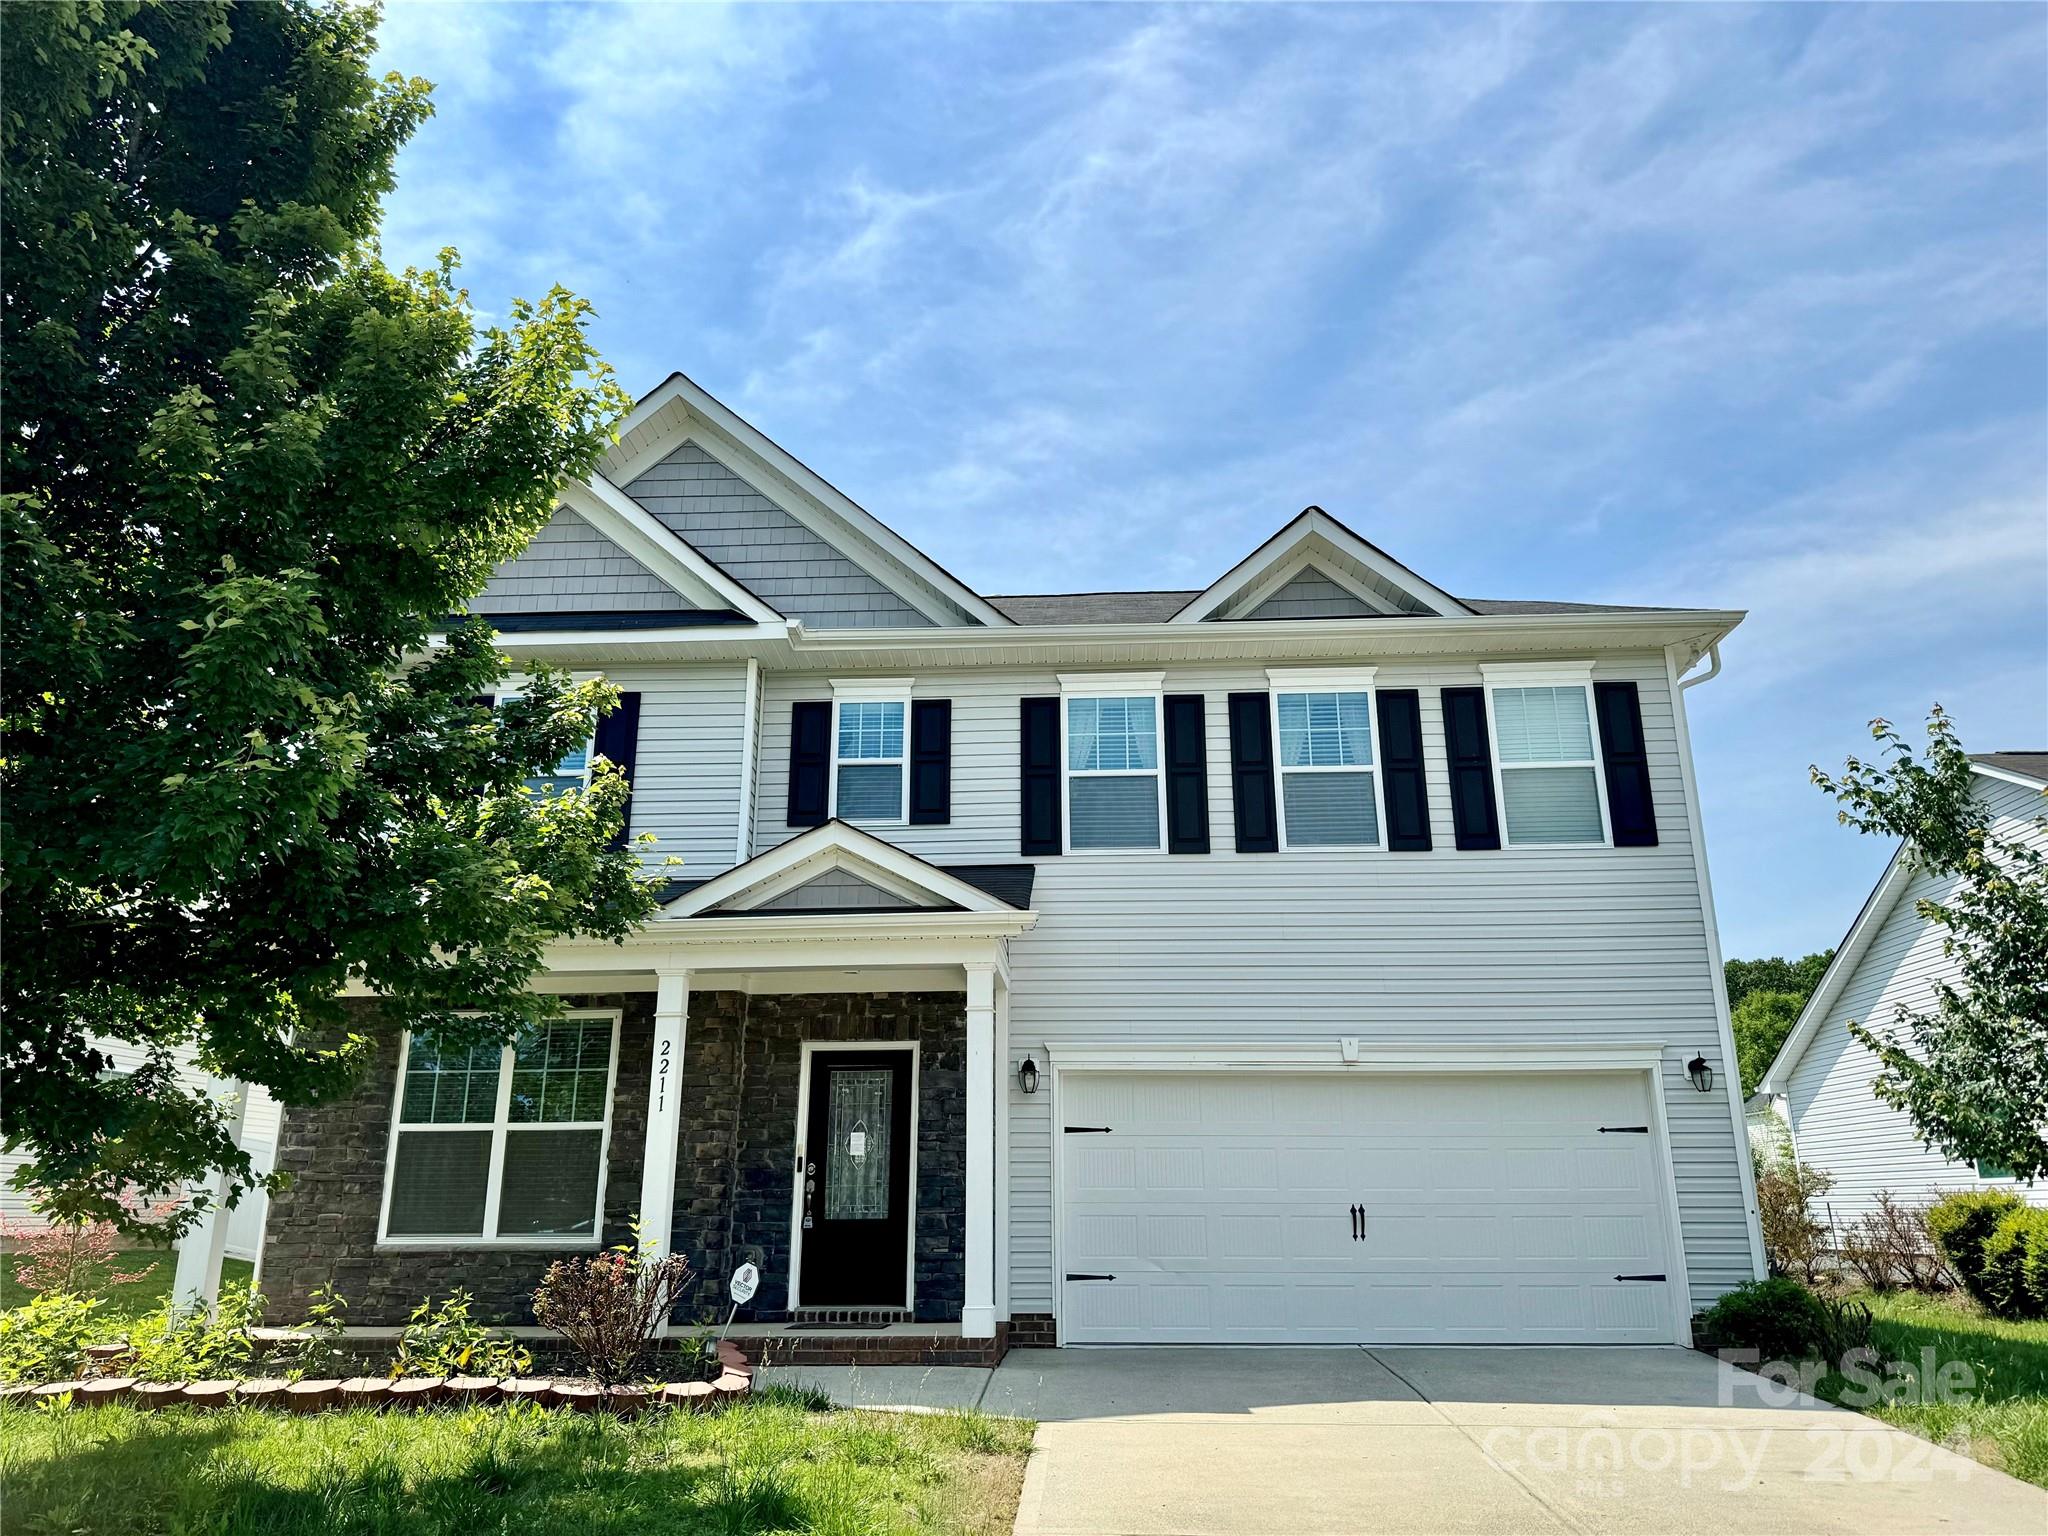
[1350, 1203, 1362, 1241]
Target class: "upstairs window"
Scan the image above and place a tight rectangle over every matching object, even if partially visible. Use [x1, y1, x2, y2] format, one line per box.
[382, 1012, 618, 1245]
[501, 692, 594, 797]
[1269, 668, 1381, 848]
[831, 681, 911, 823]
[1482, 665, 1608, 847]
[1062, 674, 1165, 851]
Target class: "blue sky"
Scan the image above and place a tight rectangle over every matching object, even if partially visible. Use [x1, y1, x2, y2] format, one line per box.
[371, 3, 2047, 961]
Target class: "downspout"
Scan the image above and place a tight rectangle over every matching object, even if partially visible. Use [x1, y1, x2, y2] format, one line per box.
[1679, 642, 1721, 692]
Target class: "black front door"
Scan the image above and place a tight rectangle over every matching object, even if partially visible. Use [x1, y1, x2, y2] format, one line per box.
[798, 1049, 913, 1307]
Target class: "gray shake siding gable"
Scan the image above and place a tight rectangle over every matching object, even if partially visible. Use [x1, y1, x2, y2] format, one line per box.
[1245, 566, 1376, 619]
[626, 442, 934, 629]
[473, 506, 694, 615]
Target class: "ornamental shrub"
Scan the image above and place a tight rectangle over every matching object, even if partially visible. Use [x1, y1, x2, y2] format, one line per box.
[1699, 1278, 1833, 1363]
[391, 1290, 530, 1379]
[0, 1292, 106, 1383]
[531, 1240, 695, 1388]
[1752, 1154, 1833, 1282]
[127, 1282, 264, 1383]
[1926, 1189, 2025, 1307]
[1979, 1207, 2048, 1321]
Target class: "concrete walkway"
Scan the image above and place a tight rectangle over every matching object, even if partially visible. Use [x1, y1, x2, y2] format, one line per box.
[766, 1345, 2048, 1535]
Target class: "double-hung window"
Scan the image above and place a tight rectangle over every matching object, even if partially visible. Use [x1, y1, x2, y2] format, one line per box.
[830, 680, 911, 824]
[1061, 673, 1165, 852]
[381, 1011, 619, 1245]
[1268, 667, 1383, 848]
[1481, 663, 1610, 847]
[502, 691, 594, 797]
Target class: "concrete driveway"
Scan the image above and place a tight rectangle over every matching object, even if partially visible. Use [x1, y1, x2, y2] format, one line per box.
[768, 1345, 2048, 1535]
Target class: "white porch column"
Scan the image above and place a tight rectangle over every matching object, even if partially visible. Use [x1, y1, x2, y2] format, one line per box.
[995, 975, 1011, 1321]
[637, 969, 690, 1267]
[962, 963, 998, 1338]
[172, 1078, 251, 1314]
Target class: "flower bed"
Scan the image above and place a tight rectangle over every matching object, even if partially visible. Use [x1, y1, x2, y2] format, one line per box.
[0, 1338, 755, 1415]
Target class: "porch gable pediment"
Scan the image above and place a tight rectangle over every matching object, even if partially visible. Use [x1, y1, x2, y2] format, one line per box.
[660, 821, 1026, 919]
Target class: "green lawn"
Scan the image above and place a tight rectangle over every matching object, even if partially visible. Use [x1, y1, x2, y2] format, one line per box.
[0, 1247, 254, 1322]
[0, 1392, 1032, 1536]
[1815, 1290, 2048, 1487]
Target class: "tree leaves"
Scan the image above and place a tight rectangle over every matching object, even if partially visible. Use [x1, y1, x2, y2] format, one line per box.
[3, 1, 652, 1234]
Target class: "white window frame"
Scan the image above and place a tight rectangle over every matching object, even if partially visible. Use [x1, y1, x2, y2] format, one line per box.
[500, 686, 596, 795]
[828, 678, 913, 827]
[1266, 666, 1387, 852]
[1058, 672, 1167, 855]
[1478, 661, 1613, 850]
[377, 1008, 622, 1249]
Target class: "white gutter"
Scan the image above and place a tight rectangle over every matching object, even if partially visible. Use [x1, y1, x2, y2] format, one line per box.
[1679, 642, 1722, 691]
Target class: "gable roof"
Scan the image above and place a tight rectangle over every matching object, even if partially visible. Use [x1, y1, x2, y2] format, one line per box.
[1757, 755, 2047, 1096]
[558, 475, 785, 623]
[600, 373, 1013, 629]
[1172, 508, 1473, 623]
[660, 821, 1031, 918]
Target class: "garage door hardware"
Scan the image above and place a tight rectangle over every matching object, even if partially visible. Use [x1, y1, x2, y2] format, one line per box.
[1065, 1273, 1116, 1282]
[1614, 1274, 1667, 1282]
[1350, 1204, 1365, 1240]
[1064, 1125, 1113, 1134]
[1597, 1125, 1650, 1133]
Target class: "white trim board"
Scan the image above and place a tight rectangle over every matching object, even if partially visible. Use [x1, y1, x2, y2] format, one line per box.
[1172, 507, 1471, 623]
[662, 820, 1023, 918]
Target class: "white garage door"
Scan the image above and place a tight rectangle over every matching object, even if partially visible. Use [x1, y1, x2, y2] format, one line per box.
[1059, 1071, 1677, 1344]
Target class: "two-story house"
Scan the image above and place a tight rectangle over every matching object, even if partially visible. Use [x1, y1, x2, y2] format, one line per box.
[249, 372, 1764, 1358]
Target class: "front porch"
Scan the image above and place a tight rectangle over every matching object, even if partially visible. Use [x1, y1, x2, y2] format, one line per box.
[251, 822, 1035, 1354]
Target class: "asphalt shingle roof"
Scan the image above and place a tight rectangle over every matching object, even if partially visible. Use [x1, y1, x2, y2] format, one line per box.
[1972, 752, 2048, 785]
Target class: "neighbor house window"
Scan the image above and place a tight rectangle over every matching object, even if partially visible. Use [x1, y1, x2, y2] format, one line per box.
[1061, 673, 1165, 851]
[381, 1011, 618, 1244]
[830, 680, 911, 823]
[1268, 667, 1382, 849]
[1481, 663, 1609, 847]
[1977, 1161, 2015, 1180]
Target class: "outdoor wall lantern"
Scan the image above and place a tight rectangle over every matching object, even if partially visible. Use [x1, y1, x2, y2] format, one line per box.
[1018, 1055, 1040, 1095]
[1687, 1052, 1714, 1094]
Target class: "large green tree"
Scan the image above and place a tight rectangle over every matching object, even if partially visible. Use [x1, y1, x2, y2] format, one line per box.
[1724, 951, 1833, 1013]
[3, 1, 656, 1234]
[1812, 709, 2048, 1181]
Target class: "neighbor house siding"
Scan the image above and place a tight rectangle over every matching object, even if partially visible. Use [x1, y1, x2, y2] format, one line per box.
[625, 443, 933, 629]
[1783, 774, 2048, 1226]
[472, 506, 694, 615]
[750, 651, 1754, 1316]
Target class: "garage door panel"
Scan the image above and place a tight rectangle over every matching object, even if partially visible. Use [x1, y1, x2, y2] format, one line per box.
[1059, 1071, 1676, 1345]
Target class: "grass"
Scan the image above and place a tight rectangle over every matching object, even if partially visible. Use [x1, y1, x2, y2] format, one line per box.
[0, 1249, 255, 1322]
[0, 1391, 1035, 1536]
[1814, 1289, 2048, 1487]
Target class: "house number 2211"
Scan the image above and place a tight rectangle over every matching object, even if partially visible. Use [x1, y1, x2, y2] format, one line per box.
[655, 1038, 672, 1113]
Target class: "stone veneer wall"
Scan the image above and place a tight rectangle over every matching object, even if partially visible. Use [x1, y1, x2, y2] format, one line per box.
[262, 995, 653, 1326]
[669, 990, 966, 1326]
[261, 990, 966, 1329]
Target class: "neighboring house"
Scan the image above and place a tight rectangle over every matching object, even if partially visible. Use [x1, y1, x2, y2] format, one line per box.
[2, 1051, 278, 1264]
[254, 371, 1763, 1353]
[1756, 754, 2048, 1228]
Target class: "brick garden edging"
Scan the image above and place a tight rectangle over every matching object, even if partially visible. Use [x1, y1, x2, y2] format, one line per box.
[0, 1340, 756, 1416]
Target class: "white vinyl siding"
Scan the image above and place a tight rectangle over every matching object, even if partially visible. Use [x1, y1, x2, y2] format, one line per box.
[603, 665, 751, 882]
[1784, 775, 2048, 1224]
[381, 1012, 619, 1245]
[749, 653, 1752, 1319]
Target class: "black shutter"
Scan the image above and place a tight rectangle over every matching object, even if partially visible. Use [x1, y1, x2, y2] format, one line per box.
[1440, 687, 1501, 851]
[593, 691, 642, 849]
[909, 699, 952, 825]
[1227, 692, 1278, 853]
[1019, 697, 1061, 855]
[1375, 689, 1431, 852]
[787, 700, 831, 827]
[1163, 694, 1210, 855]
[1594, 680, 1658, 847]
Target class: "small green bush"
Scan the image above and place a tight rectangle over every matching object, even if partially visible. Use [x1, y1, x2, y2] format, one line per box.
[1926, 1189, 2025, 1307]
[0, 1292, 106, 1383]
[1700, 1277, 1834, 1362]
[127, 1281, 264, 1382]
[1979, 1207, 2048, 1321]
[393, 1289, 530, 1379]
